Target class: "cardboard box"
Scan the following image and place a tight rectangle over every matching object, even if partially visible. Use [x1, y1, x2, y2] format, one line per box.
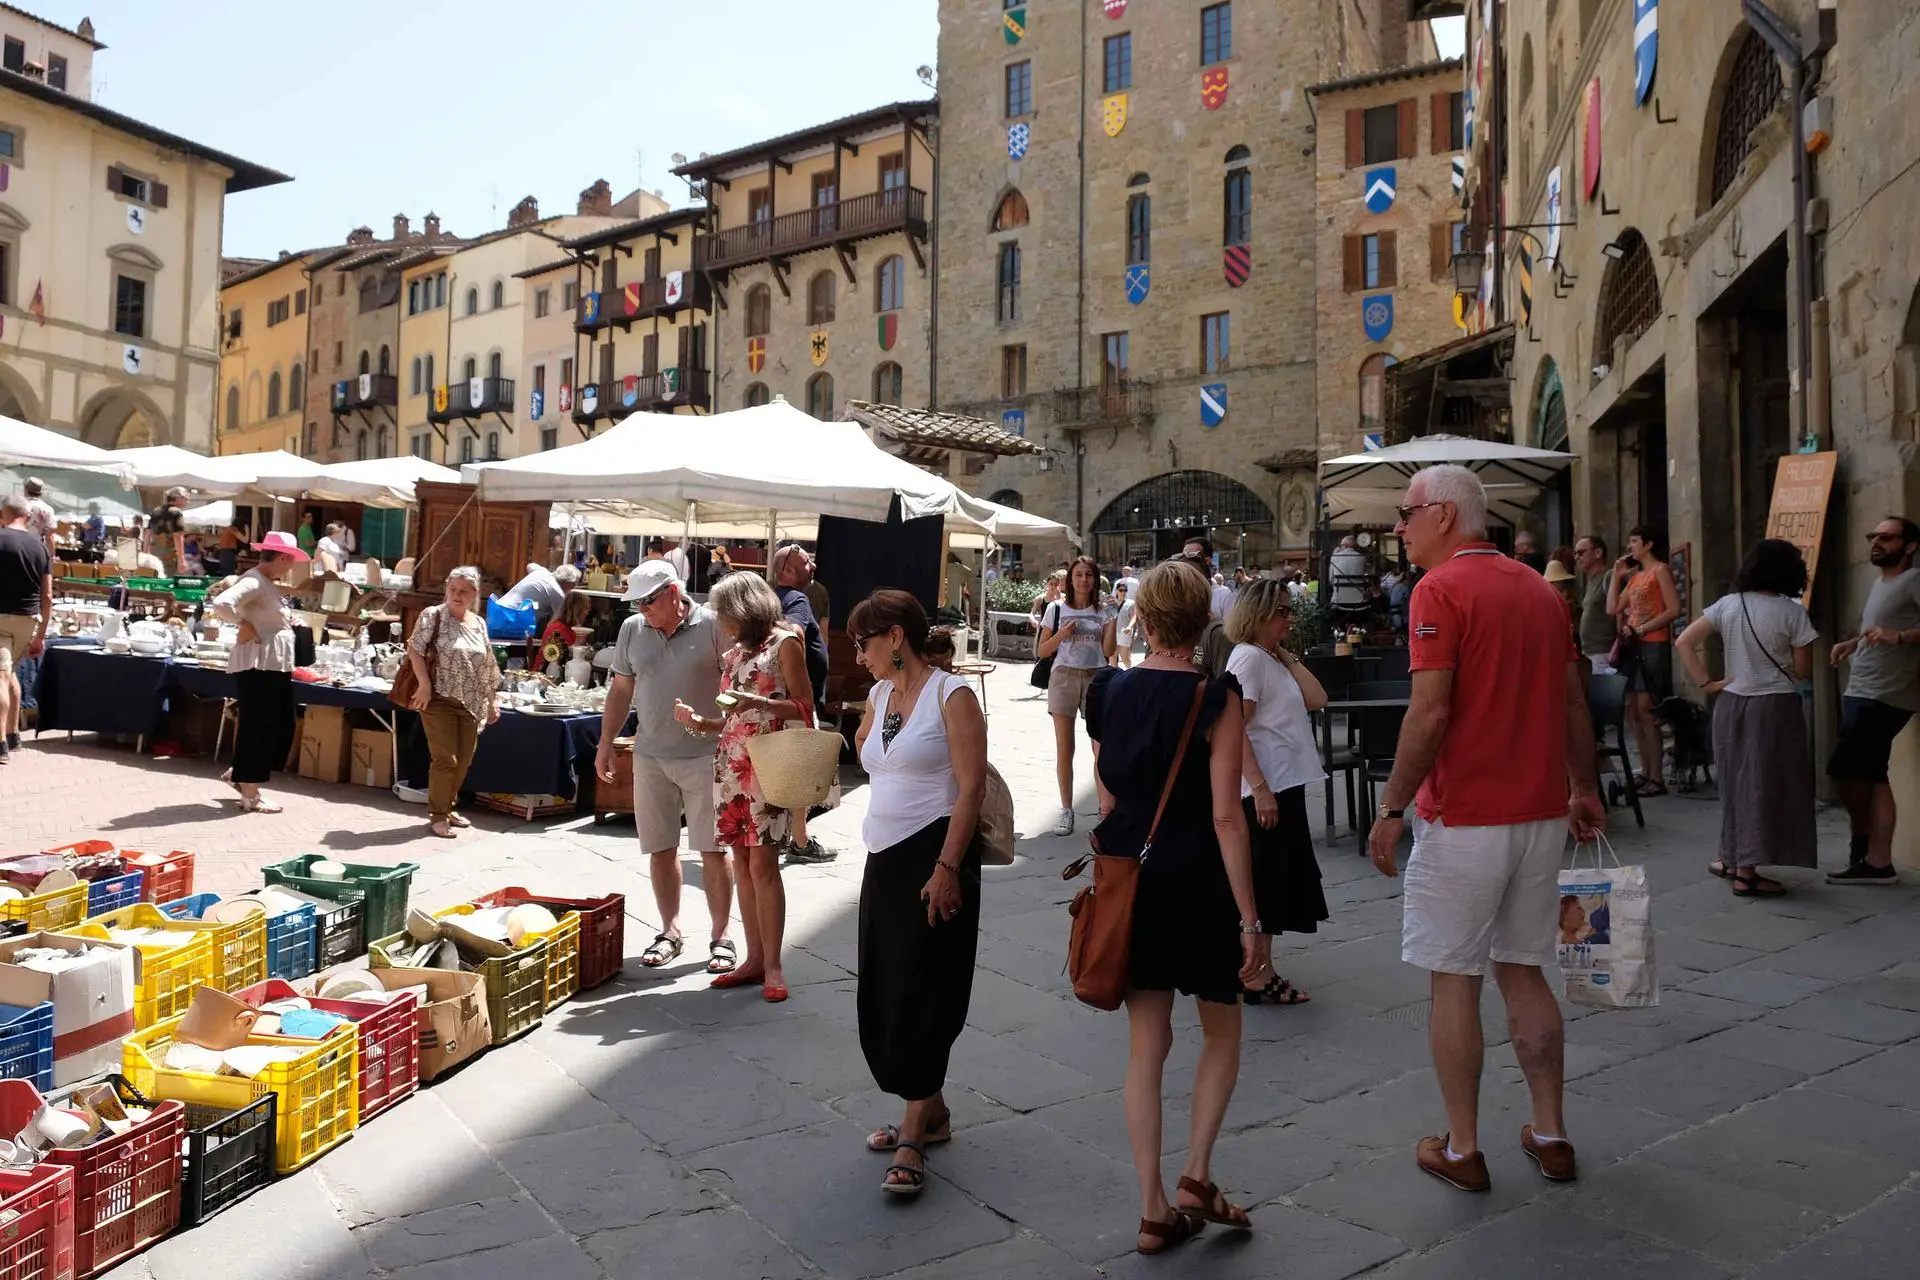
[350, 728, 393, 790]
[0, 932, 140, 1086]
[367, 966, 490, 1081]
[299, 705, 353, 784]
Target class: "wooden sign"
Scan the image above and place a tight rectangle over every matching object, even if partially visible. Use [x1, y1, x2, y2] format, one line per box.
[1765, 451, 1838, 600]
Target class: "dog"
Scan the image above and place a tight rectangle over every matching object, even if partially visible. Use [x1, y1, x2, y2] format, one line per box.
[1657, 695, 1715, 792]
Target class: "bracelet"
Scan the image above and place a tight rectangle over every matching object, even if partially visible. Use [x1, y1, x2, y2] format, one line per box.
[1240, 919, 1264, 935]
[1252, 781, 1271, 793]
[935, 860, 960, 874]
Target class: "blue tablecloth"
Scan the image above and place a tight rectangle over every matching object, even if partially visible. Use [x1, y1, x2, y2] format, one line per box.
[33, 647, 176, 736]
[397, 708, 602, 797]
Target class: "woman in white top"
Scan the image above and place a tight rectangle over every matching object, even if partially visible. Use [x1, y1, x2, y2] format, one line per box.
[1224, 578, 1331, 1003]
[1036, 556, 1115, 836]
[850, 590, 987, 1199]
[1674, 538, 1818, 895]
[211, 531, 308, 813]
[1113, 582, 1138, 668]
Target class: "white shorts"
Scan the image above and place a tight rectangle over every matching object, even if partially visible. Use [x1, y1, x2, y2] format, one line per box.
[1401, 816, 1565, 976]
[634, 753, 718, 854]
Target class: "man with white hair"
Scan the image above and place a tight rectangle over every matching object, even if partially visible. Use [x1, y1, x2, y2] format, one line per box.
[499, 561, 578, 632]
[1329, 534, 1370, 617]
[594, 562, 737, 972]
[1367, 464, 1604, 1193]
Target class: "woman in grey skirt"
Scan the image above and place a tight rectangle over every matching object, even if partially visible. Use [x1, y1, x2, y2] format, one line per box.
[1674, 539, 1817, 896]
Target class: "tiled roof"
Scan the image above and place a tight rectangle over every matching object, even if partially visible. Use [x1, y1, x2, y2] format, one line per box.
[672, 101, 938, 180]
[514, 256, 577, 280]
[1307, 57, 1463, 96]
[558, 207, 705, 254]
[842, 399, 1043, 457]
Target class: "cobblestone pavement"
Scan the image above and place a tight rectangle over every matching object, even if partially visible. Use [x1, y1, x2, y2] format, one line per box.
[12, 666, 1915, 1279]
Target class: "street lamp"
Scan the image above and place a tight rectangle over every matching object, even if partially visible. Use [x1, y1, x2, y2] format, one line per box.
[1451, 248, 1486, 293]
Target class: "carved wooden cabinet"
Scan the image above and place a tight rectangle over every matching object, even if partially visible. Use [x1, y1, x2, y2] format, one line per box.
[408, 482, 549, 597]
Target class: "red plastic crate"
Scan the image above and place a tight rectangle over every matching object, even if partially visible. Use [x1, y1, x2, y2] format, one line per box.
[0, 1163, 74, 1280]
[233, 979, 421, 1123]
[120, 851, 194, 906]
[472, 888, 626, 990]
[0, 1079, 182, 1280]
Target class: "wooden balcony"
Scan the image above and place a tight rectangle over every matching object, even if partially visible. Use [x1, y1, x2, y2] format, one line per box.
[695, 188, 928, 274]
[570, 369, 712, 426]
[330, 373, 398, 412]
[1051, 381, 1154, 429]
[576, 272, 713, 333]
[428, 377, 516, 424]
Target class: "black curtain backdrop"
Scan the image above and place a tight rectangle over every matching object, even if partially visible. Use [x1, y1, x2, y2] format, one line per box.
[814, 496, 942, 628]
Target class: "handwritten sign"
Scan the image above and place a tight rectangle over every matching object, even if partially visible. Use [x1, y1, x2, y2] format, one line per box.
[1765, 452, 1837, 600]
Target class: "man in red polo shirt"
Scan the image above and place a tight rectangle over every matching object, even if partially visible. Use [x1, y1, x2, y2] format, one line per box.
[1367, 464, 1604, 1194]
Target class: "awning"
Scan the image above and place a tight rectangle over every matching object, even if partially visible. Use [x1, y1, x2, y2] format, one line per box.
[0, 417, 136, 482]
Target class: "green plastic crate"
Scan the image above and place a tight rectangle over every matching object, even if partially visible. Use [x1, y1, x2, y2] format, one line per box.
[260, 857, 419, 941]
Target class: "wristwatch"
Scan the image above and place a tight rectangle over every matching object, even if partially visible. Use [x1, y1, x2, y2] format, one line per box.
[1378, 804, 1404, 820]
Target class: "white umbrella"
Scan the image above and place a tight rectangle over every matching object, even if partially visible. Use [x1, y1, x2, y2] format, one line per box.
[192, 450, 398, 506]
[1319, 433, 1576, 492]
[1321, 483, 1546, 529]
[0, 416, 135, 482]
[111, 445, 253, 496]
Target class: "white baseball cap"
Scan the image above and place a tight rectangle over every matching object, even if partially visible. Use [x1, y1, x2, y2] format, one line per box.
[621, 559, 679, 602]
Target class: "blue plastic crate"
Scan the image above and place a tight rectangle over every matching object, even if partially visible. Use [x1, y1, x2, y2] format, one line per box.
[0, 1002, 54, 1092]
[85, 870, 144, 918]
[162, 893, 318, 982]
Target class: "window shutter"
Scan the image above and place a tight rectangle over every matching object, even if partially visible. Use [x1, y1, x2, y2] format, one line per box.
[1398, 98, 1420, 160]
[1380, 231, 1399, 287]
[1431, 223, 1451, 281]
[642, 332, 658, 376]
[1431, 93, 1450, 154]
[1342, 235, 1363, 292]
[150, 181, 168, 208]
[1345, 109, 1365, 168]
[104, 164, 122, 194]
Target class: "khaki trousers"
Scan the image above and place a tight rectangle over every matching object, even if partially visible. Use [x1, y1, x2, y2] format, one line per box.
[420, 696, 479, 821]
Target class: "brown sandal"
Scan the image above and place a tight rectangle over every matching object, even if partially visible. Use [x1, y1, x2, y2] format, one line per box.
[1176, 1176, 1252, 1228]
[867, 1112, 952, 1152]
[1137, 1209, 1205, 1255]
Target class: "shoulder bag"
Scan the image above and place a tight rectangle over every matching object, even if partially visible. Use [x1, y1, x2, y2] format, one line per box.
[1028, 601, 1058, 690]
[1061, 678, 1208, 1011]
[1739, 592, 1799, 687]
[389, 606, 442, 710]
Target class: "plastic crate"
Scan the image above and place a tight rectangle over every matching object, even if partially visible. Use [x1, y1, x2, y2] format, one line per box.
[161, 892, 316, 982]
[73, 907, 218, 1030]
[234, 979, 420, 1123]
[371, 929, 547, 1045]
[0, 878, 89, 933]
[0, 1163, 75, 1280]
[179, 1096, 276, 1227]
[83, 872, 143, 920]
[261, 857, 419, 942]
[122, 1016, 358, 1175]
[474, 888, 624, 992]
[122, 851, 193, 905]
[154, 896, 267, 993]
[0, 1002, 53, 1093]
[438, 898, 581, 1009]
[19, 1077, 184, 1279]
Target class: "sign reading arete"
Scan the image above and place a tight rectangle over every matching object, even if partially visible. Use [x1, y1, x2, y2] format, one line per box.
[1765, 451, 1838, 601]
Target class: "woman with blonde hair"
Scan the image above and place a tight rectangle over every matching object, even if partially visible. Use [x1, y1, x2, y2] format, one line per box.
[674, 570, 812, 1002]
[1224, 578, 1330, 1003]
[1085, 559, 1266, 1254]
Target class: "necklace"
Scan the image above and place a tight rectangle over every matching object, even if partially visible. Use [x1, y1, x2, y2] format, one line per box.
[1145, 648, 1196, 663]
[881, 667, 929, 749]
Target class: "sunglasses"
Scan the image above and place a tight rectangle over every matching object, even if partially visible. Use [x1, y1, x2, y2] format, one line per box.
[1395, 500, 1449, 523]
[636, 585, 673, 607]
[855, 630, 890, 649]
[1868, 532, 1906, 544]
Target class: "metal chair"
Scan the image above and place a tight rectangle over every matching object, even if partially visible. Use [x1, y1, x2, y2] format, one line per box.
[1353, 703, 1408, 851]
[1588, 673, 1645, 828]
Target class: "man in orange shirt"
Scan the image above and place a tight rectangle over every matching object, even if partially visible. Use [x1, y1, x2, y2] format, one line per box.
[1368, 464, 1604, 1194]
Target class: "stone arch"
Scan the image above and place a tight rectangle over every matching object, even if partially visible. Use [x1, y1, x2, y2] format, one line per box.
[1894, 286, 1920, 442]
[0, 202, 29, 235]
[1090, 470, 1273, 539]
[1699, 24, 1785, 213]
[987, 488, 1024, 509]
[77, 384, 171, 448]
[1593, 227, 1661, 372]
[1533, 358, 1568, 450]
[0, 361, 40, 422]
[105, 243, 164, 272]
[989, 188, 1029, 232]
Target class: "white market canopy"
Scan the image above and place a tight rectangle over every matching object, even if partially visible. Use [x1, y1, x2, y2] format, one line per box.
[323, 455, 461, 505]
[464, 399, 1076, 543]
[1318, 434, 1577, 528]
[0, 416, 136, 482]
[110, 448, 414, 507]
[110, 445, 253, 497]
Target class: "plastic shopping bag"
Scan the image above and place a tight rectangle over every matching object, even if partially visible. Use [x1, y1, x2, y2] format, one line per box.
[1557, 835, 1659, 1009]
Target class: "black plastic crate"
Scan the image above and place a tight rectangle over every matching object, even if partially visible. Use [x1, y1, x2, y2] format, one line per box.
[180, 1095, 277, 1227]
[270, 888, 365, 969]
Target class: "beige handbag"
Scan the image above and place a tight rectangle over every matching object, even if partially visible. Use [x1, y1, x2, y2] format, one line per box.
[974, 765, 1016, 866]
[747, 724, 845, 810]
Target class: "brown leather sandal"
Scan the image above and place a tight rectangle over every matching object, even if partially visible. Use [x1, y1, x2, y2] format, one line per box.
[1136, 1209, 1205, 1255]
[867, 1112, 952, 1152]
[1176, 1176, 1252, 1228]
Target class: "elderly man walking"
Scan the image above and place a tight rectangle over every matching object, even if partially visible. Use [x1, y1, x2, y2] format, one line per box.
[594, 561, 738, 973]
[1367, 465, 1604, 1192]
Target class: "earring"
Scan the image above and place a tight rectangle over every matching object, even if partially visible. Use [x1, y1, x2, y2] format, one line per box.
[891, 649, 905, 671]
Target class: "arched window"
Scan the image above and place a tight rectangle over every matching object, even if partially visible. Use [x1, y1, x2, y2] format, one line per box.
[744, 383, 771, 407]
[462, 356, 477, 381]
[1126, 172, 1150, 188]
[487, 351, 502, 380]
[1536, 361, 1569, 451]
[1548, 36, 1565, 122]
[872, 362, 903, 404]
[355, 429, 368, 460]
[991, 189, 1029, 231]
[1224, 145, 1251, 165]
[1708, 29, 1784, 207]
[423, 354, 434, 394]
[378, 345, 391, 375]
[375, 424, 390, 457]
[289, 364, 304, 412]
[875, 256, 905, 312]
[490, 280, 504, 310]
[807, 271, 836, 325]
[1520, 35, 1536, 106]
[805, 372, 834, 419]
[1223, 156, 1251, 247]
[1126, 193, 1150, 266]
[357, 350, 370, 376]
[465, 287, 479, 315]
[745, 284, 772, 337]
[267, 371, 282, 418]
[1359, 353, 1397, 427]
[1594, 228, 1661, 365]
[224, 383, 239, 432]
[410, 356, 422, 396]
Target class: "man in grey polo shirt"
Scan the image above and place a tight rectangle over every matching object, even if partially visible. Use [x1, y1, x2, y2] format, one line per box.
[594, 561, 737, 971]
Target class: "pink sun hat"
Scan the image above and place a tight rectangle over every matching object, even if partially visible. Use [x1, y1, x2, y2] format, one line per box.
[251, 530, 310, 561]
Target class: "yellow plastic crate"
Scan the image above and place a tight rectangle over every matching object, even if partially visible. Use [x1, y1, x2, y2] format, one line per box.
[435, 901, 581, 1009]
[75, 906, 220, 1028]
[0, 879, 88, 932]
[123, 1015, 359, 1174]
[183, 908, 266, 992]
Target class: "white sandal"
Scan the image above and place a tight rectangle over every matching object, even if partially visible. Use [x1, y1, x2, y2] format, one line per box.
[239, 796, 283, 814]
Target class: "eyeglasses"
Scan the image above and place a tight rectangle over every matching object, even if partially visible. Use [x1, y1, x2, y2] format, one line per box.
[855, 630, 889, 650]
[1395, 501, 1449, 523]
[636, 586, 672, 607]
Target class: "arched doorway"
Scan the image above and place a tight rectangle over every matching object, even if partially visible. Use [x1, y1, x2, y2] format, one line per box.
[1534, 360, 1572, 547]
[76, 387, 169, 449]
[1090, 470, 1274, 573]
[0, 364, 38, 423]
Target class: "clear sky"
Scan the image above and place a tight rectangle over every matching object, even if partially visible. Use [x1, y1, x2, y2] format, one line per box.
[58, 1, 1460, 260]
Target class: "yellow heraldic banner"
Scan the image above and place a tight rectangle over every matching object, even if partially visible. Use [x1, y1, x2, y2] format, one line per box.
[1103, 92, 1128, 137]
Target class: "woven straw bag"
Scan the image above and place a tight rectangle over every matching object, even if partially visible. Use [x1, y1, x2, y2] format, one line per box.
[747, 726, 845, 810]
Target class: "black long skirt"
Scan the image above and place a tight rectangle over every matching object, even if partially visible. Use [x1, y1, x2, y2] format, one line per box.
[858, 817, 980, 1101]
[1245, 786, 1330, 935]
[231, 668, 296, 786]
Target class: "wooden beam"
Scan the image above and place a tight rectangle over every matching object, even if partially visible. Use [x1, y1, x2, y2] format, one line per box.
[835, 243, 858, 284]
[771, 259, 791, 300]
[906, 233, 927, 272]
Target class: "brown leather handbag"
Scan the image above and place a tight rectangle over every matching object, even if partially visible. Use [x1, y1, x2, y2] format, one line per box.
[1062, 679, 1207, 1011]
[388, 607, 441, 710]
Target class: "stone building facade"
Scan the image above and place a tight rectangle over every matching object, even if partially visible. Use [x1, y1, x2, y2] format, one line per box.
[1310, 60, 1467, 462]
[1457, 0, 1920, 863]
[934, 0, 1433, 572]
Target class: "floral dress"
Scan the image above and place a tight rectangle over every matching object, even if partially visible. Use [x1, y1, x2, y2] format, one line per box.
[714, 633, 798, 849]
